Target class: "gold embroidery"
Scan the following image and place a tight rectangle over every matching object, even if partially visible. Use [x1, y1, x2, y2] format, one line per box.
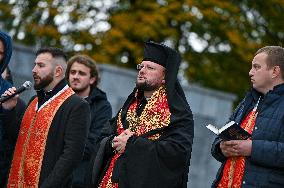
[126, 86, 171, 140]
[99, 86, 171, 187]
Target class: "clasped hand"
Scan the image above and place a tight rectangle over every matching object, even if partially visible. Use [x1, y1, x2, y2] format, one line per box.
[112, 129, 134, 154]
[220, 140, 252, 157]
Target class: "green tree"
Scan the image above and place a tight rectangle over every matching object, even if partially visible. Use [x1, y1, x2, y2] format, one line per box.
[0, 0, 109, 50]
[1, 0, 283, 100]
[98, 0, 284, 100]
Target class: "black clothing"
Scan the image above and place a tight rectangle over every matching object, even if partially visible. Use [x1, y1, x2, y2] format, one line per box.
[212, 84, 284, 187]
[0, 99, 25, 188]
[0, 30, 14, 188]
[84, 87, 112, 160]
[3, 79, 91, 188]
[87, 41, 194, 188]
[36, 79, 68, 108]
[143, 41, 168, 67]
[72, 87, 112, 188]
[0, 31, 12, 73]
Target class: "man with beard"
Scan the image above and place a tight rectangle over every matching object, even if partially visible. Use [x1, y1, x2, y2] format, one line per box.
[1, 47, 90, 188]
[66, 55, 112, 188]
[87, 41, 194, 188]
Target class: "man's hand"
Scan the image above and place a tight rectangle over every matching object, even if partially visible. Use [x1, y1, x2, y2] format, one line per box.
[1, 87, 19, 110]
[112, 129, 134, 153]
[220, 140, 252, 157]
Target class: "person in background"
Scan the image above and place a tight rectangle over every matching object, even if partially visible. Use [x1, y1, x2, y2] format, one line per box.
[87, 41, 194, 188]
[211, 46, 284, 187]
[0, 66, 26, 188]
[0, 30, 14, 188]
[2, 47, 90, 188]
[66, 54, 112, 188]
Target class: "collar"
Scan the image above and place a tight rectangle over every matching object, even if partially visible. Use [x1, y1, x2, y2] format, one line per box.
[36, 79, 68, 108]
[86, 87, 108, 104]
[249, 83, 284, 109]
[270, 83, 284, 95]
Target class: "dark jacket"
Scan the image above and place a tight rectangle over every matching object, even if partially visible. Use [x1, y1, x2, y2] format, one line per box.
[3, 80, 91, 188]
[0, 64, 27, 188]
[84, 87, 112, 160]
[211, 84, 284, 188]
[0, 98, 25, 188]
[0, 30, 13, 188]
[72, 87, 112, 188]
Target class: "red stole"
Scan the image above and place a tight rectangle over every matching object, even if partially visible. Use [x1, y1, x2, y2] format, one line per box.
[99, 86, 171, 188]
[7, 86, 74, 188]
[217, 109, 258, 188]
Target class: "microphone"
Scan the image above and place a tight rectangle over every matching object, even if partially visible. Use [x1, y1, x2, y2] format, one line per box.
[0, 81, 32, 103]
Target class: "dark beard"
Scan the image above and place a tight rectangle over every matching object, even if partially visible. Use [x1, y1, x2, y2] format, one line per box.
[136, 80, 160, 91]
[34, 73, 54, 90]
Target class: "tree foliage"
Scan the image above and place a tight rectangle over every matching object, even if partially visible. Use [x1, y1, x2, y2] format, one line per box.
[0, 0, 283, 100]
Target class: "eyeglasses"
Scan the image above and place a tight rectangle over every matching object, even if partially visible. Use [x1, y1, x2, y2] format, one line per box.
[136, 64, 156, 71]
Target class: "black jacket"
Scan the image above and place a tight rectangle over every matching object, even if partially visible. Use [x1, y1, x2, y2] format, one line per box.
[84, 87, 112, 160]
[0, 99, 25, 188]
[0, 30, 17, 188]
[3, 80, 91, 188]
[211, 84, 284, 188]
[72, 87, 112, 188]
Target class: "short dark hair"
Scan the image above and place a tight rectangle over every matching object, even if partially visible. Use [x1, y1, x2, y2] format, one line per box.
[36, 47, 67, 61]
[255, 46, 284, 79]
[66, 54, 100, 87]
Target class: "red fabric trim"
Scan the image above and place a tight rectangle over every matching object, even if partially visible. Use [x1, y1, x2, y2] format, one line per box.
[7, 87, 74, 187]
[218, 110, 257, 188]
[99, 87, 170, 188]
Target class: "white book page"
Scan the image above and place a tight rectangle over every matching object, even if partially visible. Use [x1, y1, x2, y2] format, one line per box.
[206, 124, 219, 135]
[219, 121, 235, 133]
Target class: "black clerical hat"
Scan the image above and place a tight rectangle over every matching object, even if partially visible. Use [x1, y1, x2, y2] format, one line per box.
[143, 41, 168, 67]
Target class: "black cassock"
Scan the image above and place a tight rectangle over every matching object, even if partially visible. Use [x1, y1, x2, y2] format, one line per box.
[87, 42, 194, 188]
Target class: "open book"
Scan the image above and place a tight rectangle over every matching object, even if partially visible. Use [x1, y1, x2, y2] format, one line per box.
[206, 121, 251, 140]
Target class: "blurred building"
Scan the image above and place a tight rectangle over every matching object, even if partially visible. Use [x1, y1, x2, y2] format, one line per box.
[10, 43, 236, 188]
